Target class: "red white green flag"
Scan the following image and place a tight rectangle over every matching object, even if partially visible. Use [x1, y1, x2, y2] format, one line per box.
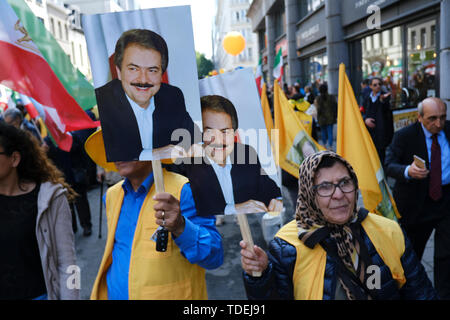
[19, 93, 73, 151]
[0, 0, 98, 150]
[255, 57, 264, 96]
[273, 48, 283, 83]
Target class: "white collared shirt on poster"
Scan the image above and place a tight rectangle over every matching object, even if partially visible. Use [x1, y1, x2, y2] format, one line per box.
[125, 93, 155, 160]
[207, 155, 237, 215]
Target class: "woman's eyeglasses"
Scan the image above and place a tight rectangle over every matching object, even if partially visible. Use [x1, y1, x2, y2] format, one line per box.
[313, 178, 356, 197]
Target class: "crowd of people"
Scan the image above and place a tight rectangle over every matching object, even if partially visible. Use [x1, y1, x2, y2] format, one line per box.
[1, 60, 448, 300]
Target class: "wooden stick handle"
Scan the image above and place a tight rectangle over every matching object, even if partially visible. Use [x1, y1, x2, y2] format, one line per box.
[236, 214, 261, 277]
[152, 160, 165, 193]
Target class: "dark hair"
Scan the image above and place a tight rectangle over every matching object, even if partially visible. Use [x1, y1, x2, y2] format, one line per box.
[362, 79, 370, 86]
[0, 123, 77, 201]
[200, 95, 239, 130]
[319, 83, 328, 96]
[370, 77, 383, 86]
[316, 155, 358, 186]
[3, 108, 23, 123]
[114, 29, 169, 73]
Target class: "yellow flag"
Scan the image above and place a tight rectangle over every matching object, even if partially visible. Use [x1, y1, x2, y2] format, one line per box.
[336, 63, 400, 220]
[273, 80, 324, 178]
[260, 82, 273, 135]
[288, 99, 313, 136]
[37, 117, 48, 138]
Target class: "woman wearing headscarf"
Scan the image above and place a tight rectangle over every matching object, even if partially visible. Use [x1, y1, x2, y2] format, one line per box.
[0, 123, 79, 300]
[240, 151, 437, 300]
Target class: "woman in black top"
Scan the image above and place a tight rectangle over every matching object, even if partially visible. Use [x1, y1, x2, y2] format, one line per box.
[0, 123, 79, 300]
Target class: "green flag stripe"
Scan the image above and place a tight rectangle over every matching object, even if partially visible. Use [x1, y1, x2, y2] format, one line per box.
[7, 0, 96, 111]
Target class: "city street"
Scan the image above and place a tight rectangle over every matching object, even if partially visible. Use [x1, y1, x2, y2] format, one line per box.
[74, 183, 435, 300]
[0, 0, 446, 303]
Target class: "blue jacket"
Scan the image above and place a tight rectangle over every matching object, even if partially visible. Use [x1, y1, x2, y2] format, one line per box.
[243, 223, 438, 300]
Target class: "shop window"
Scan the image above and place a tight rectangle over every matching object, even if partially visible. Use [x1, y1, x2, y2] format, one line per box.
[298, 0, 308, 20]
[360, 19, 437, 111]
[420, 28, 427, 48]
[407, 20, 437, 106]
[300, 52, 328, 89]
[411, 31, 417, 50]
[362, 26, 403, 109]
[258, 30, 266, 51]
[431, 25, 436, 46]
[307, 0, 324, 14]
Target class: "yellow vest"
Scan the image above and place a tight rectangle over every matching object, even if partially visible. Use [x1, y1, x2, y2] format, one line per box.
[276, 213, 407, 300]
[90, 170, 207, 300]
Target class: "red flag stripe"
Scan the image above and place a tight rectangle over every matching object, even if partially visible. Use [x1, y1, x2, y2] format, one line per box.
[0, 41, 97, 131]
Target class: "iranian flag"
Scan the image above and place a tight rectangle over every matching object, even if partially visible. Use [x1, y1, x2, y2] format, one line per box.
[0, 0, 98, 151]
[255, 57, 264, 96]
[19, 93, 73, 150]
[19, 93, 39, 119]
[273, 48, 283, 83]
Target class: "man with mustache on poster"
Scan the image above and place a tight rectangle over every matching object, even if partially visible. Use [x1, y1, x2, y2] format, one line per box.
[95, 29, 199, 162]
[171, 95, 282, 219]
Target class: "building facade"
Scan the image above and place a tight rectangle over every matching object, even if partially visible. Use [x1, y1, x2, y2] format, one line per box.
[62, 0, 139, 15]
[23, 0, 140, 81]
[24, 0, 92, 79]
[213, 0, 259, 71]
[248, 0, 450, 115]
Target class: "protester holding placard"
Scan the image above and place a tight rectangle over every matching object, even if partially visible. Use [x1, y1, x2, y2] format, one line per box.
[86, 133, 223, 300]
[240, 151, 437, 300]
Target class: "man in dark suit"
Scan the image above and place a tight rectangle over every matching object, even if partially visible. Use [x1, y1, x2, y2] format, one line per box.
[364, 77, 394, 165]
[385, 97, 450, 298]
[95, 29, 199, 162]
[171, 95, 282, 217]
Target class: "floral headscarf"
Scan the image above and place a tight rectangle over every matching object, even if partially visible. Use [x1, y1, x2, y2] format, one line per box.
[295, 151, 370, 300]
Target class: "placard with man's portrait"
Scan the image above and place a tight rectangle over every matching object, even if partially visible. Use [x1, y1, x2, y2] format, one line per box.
[82, 6, 201, 162]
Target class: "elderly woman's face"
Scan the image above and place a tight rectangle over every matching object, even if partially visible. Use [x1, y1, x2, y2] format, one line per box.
[314, 161, 356, 225]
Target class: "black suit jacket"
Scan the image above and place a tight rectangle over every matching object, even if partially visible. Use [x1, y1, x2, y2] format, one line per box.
[385, 121, 450, 225]
[363, 93, 394, 151]
[96, 79, 199, 161]
[169, 143, 281, 216]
